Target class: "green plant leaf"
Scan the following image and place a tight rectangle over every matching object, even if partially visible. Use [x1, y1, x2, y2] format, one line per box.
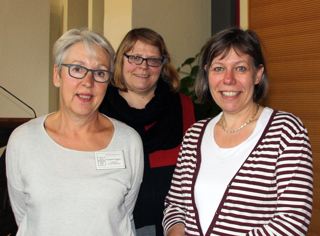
[181, 75, 195, 84]
[190, 65, 199, 76]
[178, 49, 221, 119]
[181, 57, 195, 67]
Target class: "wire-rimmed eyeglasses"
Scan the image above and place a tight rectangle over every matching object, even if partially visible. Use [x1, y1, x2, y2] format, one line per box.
[61, 64, 113, 83]
[124, 54, 164, 67]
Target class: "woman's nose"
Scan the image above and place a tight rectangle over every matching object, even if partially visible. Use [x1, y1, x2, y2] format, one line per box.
[223, 70, 236, 84]
[139, 59, 148, 69]
[82, 72, 95, 87]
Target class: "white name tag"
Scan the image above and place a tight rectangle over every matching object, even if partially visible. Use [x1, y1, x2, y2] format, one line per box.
[94, 151, 126, 169]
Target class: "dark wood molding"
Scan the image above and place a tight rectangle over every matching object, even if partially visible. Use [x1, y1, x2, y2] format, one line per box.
[0, 118, 32, 147]
[0, 118, 27, 235]
[211, 0, 239, 35]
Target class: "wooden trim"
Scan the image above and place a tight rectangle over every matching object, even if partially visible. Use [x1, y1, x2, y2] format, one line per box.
[0, 118, 32, 128]
[236, 0, 240, 27]
[0, 118, 32, 147]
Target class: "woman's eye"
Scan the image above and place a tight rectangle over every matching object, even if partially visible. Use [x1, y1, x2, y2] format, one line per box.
[72, 66, 82, 71]
[96, 71, 106, 77]
[131, 55, 140, 60]
[213, 67, 223, 72]
[237, 66, 246, 71]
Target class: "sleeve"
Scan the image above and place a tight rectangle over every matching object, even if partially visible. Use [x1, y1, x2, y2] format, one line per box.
[124, 132, 144, 218]
[6, 133, 27, 226]
[162, 137, 189, 233]
[246, 126, 313, 236]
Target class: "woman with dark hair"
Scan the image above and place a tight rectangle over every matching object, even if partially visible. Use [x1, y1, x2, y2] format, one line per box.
[99, 28, 199, 235]
[163, 28, 313, 236]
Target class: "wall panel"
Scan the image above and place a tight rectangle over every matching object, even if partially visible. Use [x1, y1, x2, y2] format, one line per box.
[249, 1, 320, 235]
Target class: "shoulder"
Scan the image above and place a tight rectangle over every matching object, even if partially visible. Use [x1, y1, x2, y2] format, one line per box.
[190, 117, 213, 129]
[183, 118, 212, 140]
[264, 109, 310, 146]
[270, 110, 307, 134]
[108, 116, 141, 141]
[107, 116, 134, 131]
[6, 115, 48, 159]
[9, 115, 47, 141]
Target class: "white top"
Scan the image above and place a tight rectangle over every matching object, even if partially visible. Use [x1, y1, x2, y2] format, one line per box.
[6, 115, 144, 236]
[195, 107, 273, 234]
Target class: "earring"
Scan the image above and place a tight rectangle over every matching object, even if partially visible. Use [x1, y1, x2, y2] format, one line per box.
[55, 84, 58, 87]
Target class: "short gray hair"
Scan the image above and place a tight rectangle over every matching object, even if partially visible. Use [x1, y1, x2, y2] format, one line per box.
[53, 28, 115, 73]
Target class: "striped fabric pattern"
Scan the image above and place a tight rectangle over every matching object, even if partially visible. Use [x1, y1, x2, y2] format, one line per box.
[163, 110, 313, 236]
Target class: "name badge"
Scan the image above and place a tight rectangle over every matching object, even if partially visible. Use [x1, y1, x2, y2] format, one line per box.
[94, 151, 126, 169]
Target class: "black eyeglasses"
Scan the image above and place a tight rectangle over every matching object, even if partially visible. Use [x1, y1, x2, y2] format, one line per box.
[61, 64, 113, 83]
[124, 54, 164, 67]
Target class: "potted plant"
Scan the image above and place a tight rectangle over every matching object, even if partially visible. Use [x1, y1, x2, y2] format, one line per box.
[178, 51, 221, 118]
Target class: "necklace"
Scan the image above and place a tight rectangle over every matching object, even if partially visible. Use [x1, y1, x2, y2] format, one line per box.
[220, 104, 260, 134]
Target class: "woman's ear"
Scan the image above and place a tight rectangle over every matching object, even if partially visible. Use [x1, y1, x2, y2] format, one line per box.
[255, 65, 264, 84]
[204, 64, 207, 71]
[53, 65, 60, 87]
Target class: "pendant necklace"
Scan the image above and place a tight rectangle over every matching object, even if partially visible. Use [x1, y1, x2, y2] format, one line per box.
[220, 104, 260, 134]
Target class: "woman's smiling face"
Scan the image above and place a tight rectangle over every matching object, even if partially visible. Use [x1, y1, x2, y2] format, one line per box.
[54, 42, 110, 118]
[207, 48, 264, 115]
[122, 40, 163, 97]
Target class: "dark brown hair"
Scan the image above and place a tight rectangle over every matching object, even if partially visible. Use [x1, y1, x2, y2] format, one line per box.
[195, 27, 268, 104]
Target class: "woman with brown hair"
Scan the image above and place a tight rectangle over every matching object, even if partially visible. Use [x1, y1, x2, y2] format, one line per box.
[163, 28, 313, 236]
[99, 28, 199, 235]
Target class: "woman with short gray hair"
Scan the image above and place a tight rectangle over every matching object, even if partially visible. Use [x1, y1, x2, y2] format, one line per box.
[6, 28, 143, 236]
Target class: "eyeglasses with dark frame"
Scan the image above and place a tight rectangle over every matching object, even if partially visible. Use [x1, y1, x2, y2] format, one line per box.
[61, 64, 113, 83]
[123, 54, 164, 67]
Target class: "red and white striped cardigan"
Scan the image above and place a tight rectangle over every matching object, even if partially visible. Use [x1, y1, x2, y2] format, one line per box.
[163, 110, 313, 236]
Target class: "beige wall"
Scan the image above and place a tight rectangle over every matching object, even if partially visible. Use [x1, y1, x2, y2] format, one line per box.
[50, 0, 64, 113]
[104, 0, 211, 69]
[239, 0, 248, 30]
[0, 0, 50, 118]
[89, 0, 104, 35]
[132, 0, 211, 68]
[1, 0, 211, 118]
[104, 0, 133, 51]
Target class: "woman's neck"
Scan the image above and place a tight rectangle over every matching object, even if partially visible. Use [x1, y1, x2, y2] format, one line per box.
[45, 110, 113, 151]
[221, 103, 261, 132]
[48, 110, 105, 133]
[119, 89, 155, 109]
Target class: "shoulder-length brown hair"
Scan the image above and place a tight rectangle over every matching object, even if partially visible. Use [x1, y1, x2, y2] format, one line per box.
[112, 28, 180, 93]
[195, 27, 268, 104]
